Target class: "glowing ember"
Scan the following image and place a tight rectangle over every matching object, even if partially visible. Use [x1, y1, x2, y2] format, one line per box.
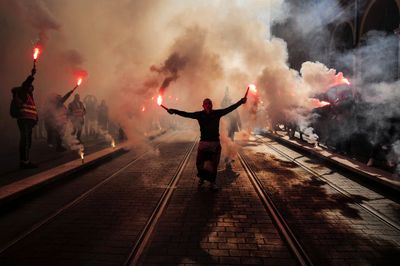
[176, 97, 179, 101]
[111, 140, 115, 148]
[77, 78, 83, 86]
[342, 78, 350, 85]
[157, 95, 162, 106]
[141, 106, 145, 112]
[33, 47, 40, 60]
[80, 151, 84, 159]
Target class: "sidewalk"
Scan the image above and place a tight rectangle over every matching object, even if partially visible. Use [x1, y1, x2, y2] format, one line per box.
[0, 137, 113, 187]
[258, 130, 400, 194]
[0, 140, 127, 207]
[0, 129, 169, 207]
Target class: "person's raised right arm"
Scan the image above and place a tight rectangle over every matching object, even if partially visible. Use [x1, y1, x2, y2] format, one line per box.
[168, 109, 200, 119]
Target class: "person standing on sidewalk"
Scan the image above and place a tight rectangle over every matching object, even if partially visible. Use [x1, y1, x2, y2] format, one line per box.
[165, 96, 247, 190]
[68, 94, 86, 143]
[11, 69, 39, 169]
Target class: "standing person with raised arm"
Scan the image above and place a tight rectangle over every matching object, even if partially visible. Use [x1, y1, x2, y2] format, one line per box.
[165, 96, 247, 190]
[11, 68, 39, 168]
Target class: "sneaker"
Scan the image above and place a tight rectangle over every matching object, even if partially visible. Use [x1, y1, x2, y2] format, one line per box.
[210, 183, 219, 191]
[20, 162, 38, 169]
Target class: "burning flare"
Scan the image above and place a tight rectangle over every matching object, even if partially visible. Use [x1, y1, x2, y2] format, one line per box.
[342, 77, 350, 85]
[33, 47, 40, 60]
[248, 84, 257, 93]
[77, 77, 83, 86]
[141, 106, 145, 112]
[245, 83, 257, 98]
[157, 95, 162, 106]
[111, 140, 116, 148]
[79, 149, 84, 163]
[310, 98, 331, 108]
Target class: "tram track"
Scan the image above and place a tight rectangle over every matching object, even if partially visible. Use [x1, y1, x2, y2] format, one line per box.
[238, 152, 314, 266]
[0, 132, 186, 256]
[124, 137, 198, 265]
[254, 135, 400, 233]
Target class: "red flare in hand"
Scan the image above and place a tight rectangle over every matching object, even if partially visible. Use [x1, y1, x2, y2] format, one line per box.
[33, 47, 40, 60]
[245, 83, 257, 98]
[77, 77, 83, 86]
[157, 95, 168, 111]
[157, 95, 162, 106]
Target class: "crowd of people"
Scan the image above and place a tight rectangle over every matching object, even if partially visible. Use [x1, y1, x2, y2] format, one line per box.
[279, 84, 399, 176]
[11, 69, 113, 169]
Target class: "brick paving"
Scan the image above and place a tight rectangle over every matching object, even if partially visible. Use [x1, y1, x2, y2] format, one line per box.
[240, 140, 400, 265]
[139, 145, 295, 265]
[1, 134, 398, 265]
[0, 134, 196, 265]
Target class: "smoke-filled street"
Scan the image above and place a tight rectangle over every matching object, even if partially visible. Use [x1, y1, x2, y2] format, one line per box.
[0, 0, 399, 265]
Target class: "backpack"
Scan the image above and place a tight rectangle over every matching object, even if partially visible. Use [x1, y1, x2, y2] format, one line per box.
[10, 90, 20, 119]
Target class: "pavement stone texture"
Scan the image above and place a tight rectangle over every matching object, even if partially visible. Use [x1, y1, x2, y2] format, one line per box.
[139, 144, 295, 265]
[240, 138, 400, 265]
[0, 133, 399, 265]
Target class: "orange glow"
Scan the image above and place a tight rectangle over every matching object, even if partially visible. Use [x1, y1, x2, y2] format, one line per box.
[157, 95, 162, 106]
[141, 106, 145, 112]
[176, 97, 179, 101]
[342, 78, 350, 85]
[77, 78, 83, 86]
[111, 140, 115, 148]
[33, 47, 40, 60]
[310, 98, 331, 108]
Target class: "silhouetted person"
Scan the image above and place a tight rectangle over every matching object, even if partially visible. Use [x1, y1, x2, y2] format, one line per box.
[68, 94, 86, 143]
[11, 69, 38, 169]
[45, 90, 73, 151]
[97, 100, 109, 131]
[166, 97, 247, 190]
[83, 95, 98, 136]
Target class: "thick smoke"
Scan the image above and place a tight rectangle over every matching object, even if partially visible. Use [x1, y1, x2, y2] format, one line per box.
[0, 0, 398, 169]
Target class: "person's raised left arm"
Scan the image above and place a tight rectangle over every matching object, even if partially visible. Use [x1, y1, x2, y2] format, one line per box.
[216, 97, 246, 117]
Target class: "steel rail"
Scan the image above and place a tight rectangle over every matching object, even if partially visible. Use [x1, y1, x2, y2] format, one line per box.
[257, 136, 400, 233]
[125, 137, 198, 266]
[0, 134, 175, 255]
[238, 152, 314, 266]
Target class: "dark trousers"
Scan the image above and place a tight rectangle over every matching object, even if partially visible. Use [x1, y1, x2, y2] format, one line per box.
[196, 141, 221, 183]
[18, 119, 36, 162]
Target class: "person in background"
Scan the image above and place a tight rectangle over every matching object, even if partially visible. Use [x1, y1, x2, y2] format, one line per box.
[83, 95, 98, 137]
[11, 68, 39, 169]
[97, 100, 109, 131]
[68, 94, 86, 143]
